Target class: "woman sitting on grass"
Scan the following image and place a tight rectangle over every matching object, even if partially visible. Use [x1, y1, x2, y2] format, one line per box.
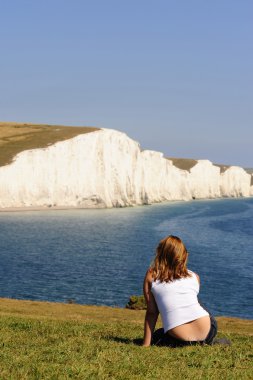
[143, 235, 217, 347]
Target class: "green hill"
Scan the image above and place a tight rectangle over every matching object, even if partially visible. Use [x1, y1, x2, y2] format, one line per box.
[0, 298, 252, 379]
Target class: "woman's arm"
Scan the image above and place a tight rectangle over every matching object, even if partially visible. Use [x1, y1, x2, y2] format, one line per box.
[143, 269, 159, 347]
[195, 272, 200, 285]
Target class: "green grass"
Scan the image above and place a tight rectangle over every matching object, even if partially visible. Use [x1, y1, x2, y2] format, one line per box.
[0, 122, 99, 167]
[0, 298, 252, 379]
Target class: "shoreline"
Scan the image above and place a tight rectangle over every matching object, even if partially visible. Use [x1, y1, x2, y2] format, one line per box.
[0, 196, 253, 213]
[0, 205, 85, 213]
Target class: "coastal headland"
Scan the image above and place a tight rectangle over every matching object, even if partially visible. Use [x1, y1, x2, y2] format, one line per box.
[0, 122, 252, 210]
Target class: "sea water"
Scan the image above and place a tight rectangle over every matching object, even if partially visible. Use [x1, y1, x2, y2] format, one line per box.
[0, 198, 252, 319]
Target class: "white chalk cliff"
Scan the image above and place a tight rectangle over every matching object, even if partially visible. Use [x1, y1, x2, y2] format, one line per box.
[0, 129, 252, 208]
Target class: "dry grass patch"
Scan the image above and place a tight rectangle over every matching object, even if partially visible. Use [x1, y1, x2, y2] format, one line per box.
[245, 168, 253, 174]
[168, 157, 198, 171]
[168, 157, 236, 174]
[244, 168, 253, 186]
[213, 163, 231, 173]
[0, 122, 99, 167]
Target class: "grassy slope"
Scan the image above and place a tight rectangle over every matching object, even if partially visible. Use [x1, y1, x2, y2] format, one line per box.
[0, 298, 252, 379]
[167, 157, 198, 172]
[168, 157, 234, 174]
[0, 122, 99, 167]
[169, 157, 253, 178]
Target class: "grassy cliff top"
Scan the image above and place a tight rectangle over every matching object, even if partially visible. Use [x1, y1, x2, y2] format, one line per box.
[168, 157, 198, 171]
[0, 298, 252, 379]
[0, 122, 99, 167]
[168, 157, 253, 176]
[0, 122, 251, 176]
[168, 157, 235, 173]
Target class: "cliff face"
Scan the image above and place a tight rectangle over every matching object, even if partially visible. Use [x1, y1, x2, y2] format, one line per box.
[0, 129, 252, 208]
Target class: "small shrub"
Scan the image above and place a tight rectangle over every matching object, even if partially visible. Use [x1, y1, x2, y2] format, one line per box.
[125, 295, 146, 310]
[66, 299, 76, 304]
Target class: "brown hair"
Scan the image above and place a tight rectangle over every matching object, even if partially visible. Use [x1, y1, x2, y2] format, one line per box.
[151, 235, 190, 282]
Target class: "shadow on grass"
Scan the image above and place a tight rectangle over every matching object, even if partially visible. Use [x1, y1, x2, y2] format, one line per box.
[104, 336, 232, 347]
[104, 336, 143, 346]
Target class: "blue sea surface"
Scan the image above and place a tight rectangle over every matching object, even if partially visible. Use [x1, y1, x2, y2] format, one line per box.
[0, 198, 252, 319]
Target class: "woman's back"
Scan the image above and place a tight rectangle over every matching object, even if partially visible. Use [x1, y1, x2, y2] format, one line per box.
[168, 315, 211, 341]
[151, 270, 210, 341]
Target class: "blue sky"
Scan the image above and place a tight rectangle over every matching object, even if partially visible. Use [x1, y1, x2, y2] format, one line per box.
[0, 0, 252, 167]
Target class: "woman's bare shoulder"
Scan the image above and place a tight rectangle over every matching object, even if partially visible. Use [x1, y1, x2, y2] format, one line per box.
[195, 273, 200, 284]
[189, 270, 200, 284]
[144, 268, 154, 282]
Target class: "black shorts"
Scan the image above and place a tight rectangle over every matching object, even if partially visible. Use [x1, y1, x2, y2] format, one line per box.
[152, 315, 217, 347]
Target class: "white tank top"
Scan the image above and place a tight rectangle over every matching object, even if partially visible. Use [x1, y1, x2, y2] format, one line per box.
[151, 270, 209, 332]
